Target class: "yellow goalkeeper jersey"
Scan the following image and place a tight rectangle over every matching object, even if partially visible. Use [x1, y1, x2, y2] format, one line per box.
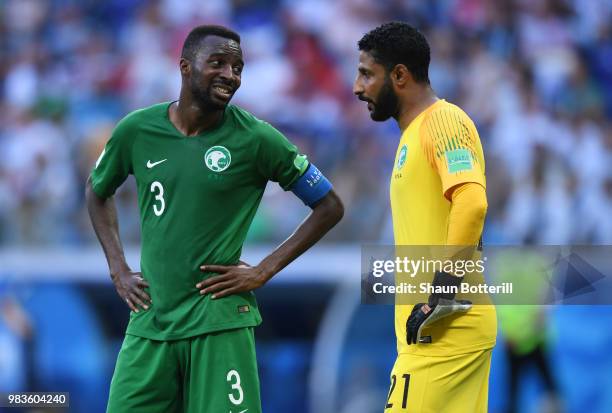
[390, 99, 497, 356]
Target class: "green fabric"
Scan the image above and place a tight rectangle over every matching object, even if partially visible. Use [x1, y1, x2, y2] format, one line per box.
[90, 102, 306, 340]
[107, 328, 261, 413]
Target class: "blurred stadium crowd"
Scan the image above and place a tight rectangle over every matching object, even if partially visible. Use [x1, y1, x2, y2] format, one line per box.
[1, 0, 611, 246]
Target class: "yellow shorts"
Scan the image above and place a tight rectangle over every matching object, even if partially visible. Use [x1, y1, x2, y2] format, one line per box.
[384, 348, 492, 413]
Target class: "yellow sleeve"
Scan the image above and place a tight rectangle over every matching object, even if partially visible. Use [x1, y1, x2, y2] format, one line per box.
[420, 105, 485, 199]
[446, 182, 487, 246]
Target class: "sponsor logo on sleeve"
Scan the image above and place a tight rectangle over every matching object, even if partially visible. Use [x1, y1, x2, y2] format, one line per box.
[293, 154, 308, 173]
[445, 148, 473, 173]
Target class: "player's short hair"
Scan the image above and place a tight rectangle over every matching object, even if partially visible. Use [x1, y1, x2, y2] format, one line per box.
[358, 22, 430, 84]
[181, 25, 241, 61]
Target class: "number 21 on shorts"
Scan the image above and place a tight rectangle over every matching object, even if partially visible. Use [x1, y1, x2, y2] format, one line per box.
[385, 373, 410, 410]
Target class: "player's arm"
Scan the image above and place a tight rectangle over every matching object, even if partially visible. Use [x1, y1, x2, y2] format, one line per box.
[446, 182, 487, 246]
[197, 166, 344, 299]
[86, 114, 150, 312]
[407, 108, 486, 344]
[255, 188, 343, 274]
[86, 179, 150, 312]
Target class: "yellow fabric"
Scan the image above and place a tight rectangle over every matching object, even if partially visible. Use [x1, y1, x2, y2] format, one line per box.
[384, 349, 492, 413]
[390, 99, 496, 357]
[446, 183, 487, 246]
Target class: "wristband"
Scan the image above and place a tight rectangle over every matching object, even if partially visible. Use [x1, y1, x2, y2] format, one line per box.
[428, 271, 463, 306]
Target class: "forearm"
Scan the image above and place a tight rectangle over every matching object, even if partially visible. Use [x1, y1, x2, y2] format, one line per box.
[408, 184, 484, 344]
[256, 190, 344, 280]
[446, 182, 487, 246]
[85, 177, 129, 274]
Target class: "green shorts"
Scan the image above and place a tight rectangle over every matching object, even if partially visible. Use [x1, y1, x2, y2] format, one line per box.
[106, 327, 261, 413]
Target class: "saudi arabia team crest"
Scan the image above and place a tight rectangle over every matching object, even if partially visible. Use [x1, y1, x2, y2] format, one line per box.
[396, 144, 408, 170]
[205, 146, 231, 172]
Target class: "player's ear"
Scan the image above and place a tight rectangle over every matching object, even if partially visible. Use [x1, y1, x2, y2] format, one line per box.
[179, 58, 191, 77]
[391, 64, 410, 87]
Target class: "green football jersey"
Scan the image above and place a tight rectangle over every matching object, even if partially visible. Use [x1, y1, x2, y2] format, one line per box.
[90, 102, 308, 340]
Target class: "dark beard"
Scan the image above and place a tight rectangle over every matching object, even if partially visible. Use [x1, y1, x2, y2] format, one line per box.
[190, 76, 226, 111]
[371, 76, 399, 121]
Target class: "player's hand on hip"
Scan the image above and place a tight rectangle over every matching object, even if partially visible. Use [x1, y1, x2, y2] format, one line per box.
[406, 299, 472, 344]
[406, 303, 433, 344]
[111, 269, 151, 312]
[197, 263, 266, 299]
[406, 271, 472, 345]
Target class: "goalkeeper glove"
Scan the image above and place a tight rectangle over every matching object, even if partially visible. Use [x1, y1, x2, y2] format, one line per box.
[406, 271, 472, 345]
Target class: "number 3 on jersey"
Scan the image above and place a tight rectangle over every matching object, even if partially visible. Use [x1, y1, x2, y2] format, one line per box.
[150, 181, 165, 216]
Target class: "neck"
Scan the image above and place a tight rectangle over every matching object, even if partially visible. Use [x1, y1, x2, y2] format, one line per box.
[396, 85, 438, 131]
[170, 90, 225, 136]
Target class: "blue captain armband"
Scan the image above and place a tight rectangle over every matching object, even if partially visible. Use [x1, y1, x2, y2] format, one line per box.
[290, 163, 332, 207]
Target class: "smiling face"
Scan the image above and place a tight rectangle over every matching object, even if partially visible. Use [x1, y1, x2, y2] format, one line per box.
[353, 51, 399, 122]
[182, 35, 244, 111]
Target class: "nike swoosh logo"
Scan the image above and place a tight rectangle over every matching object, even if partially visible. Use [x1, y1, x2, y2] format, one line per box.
[229, 410, 248, 413]
[146, 159, 167, 168]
